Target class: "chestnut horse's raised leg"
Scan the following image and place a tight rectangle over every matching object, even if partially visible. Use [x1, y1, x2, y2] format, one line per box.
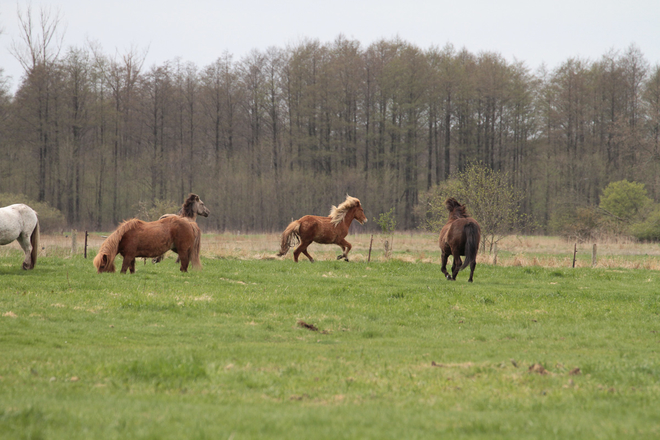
[336, 239, 352, 261]
[293, 240, 314, 263]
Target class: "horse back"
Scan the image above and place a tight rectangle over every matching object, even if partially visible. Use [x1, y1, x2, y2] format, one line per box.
[119, 217, 190, 258]
[0, 204, 38, 244]
[439, 217, 480, 254]
[299, 215, 343, 243]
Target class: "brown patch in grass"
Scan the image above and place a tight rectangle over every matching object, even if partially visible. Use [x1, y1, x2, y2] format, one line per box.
[569, 367, 581, 376]
[528, 363, 549, 375]
[297, 320, 319, 331]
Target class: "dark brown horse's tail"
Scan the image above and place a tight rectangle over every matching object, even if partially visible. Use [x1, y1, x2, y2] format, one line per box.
[190, 222, 202, 270]
[460, 222, 479, 271]
[277, 220, 301, 256]
[29, 219, 40, 269]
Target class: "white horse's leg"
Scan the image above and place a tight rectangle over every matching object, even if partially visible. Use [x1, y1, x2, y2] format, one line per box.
[17, 233, 33, 270]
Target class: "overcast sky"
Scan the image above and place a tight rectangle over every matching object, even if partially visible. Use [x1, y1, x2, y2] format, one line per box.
[1, 0, 659, 94]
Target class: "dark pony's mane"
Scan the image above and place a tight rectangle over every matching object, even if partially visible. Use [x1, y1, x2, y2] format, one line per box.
[179, 194, 200, 218]
[445, 197, 469, 219]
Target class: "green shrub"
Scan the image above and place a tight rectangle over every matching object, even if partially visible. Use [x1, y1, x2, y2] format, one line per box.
[631, 207, 660, 241]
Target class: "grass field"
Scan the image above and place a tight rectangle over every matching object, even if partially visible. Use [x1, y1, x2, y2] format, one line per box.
[1, 233, 660, 439]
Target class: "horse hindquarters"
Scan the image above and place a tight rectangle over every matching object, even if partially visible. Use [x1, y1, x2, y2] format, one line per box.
[460, 222, 480, 282]
[175, 221, 201, 272]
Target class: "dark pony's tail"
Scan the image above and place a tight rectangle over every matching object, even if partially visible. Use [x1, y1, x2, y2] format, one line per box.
[460, 222, 479, 271]
[277, 220, 301, 257]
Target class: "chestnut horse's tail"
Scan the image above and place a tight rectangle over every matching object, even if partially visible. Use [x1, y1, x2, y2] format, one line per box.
[277, 220, 301, 257]
[93, 219, 141, 273]
[460, 222, 480, 271]
[189, 221, 202, 270]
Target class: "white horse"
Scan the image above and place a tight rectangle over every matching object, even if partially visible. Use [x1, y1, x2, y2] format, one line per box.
[0, 204, 40, 270]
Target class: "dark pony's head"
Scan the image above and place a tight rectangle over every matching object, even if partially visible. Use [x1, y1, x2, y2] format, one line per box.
[445, 197, 469, 218]
[179, 194, 210, 219]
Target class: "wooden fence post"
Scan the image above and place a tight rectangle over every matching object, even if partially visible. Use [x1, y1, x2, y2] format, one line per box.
[592, 243, 597, 267]
[572, 242, 577, 268]
[367, 234, 374, 263]
[84, 231, 88, 259]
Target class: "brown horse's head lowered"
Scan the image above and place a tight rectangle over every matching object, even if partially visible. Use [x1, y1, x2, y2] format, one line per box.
[94, 216, 202, 274]
[438, 197, 481, 282]
[278, 195, 367, 263]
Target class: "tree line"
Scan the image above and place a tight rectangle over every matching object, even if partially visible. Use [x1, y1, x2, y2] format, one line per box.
[1, 9, 659, 234]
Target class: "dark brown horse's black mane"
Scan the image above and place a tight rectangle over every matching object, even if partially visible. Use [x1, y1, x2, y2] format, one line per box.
[179, 194, 200, 218]
[445, 197, 469, 219]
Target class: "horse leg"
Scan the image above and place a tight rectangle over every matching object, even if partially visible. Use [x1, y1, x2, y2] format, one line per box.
[120, 255, 133, 274]
[129, 259, 136, 274]
[451, 252, 463, 281]
[179, 250, 190, 272]
[441, 251, 452, 280]
[336, 239, 351, 261]
[17, 233, 33, 270]
[294, 241, 314, 263]
[468, 261, 476, 282]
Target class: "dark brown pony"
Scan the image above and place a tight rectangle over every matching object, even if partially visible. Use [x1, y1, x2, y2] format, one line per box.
[153, 194, 209, 263]
[439, 197, 481, 282]
[94, 216, 202, 274]
[277, 195, 367, 262]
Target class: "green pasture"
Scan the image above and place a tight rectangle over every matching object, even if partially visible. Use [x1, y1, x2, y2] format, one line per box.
[1, 250, 659, 439]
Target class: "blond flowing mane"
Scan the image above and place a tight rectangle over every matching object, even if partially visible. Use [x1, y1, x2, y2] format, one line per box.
[329, 195, 361, 226]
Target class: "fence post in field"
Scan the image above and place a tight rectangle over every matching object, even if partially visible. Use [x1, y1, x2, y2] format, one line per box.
[71, 230, 77, 255]
[84, 231, 88, 259]
[592, 243, 597, 267]
[572, 242, 577, 268]
[368, 234, 374, 263]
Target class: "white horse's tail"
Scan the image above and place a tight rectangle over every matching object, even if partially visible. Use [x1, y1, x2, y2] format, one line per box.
[29, 219, 39, 269]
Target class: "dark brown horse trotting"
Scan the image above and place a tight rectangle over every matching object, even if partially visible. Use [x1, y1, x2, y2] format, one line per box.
[153, 194, 209, 263]
[277, 195, 367, 262]
[438, 197, 481, 282]
[94, 216, 202, 274]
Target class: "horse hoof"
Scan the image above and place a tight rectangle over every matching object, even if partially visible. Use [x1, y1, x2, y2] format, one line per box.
[336, 255, 343, 260]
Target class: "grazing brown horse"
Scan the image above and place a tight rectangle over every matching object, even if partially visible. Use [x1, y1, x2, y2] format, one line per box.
[94, 216, 202, 274]
[439, 197, 481, 282]
[153, 194, 210, 263]
[277, 195, 367, 262]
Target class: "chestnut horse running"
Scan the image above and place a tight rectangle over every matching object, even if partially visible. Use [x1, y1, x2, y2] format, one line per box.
[94, 216, 201, 274]
[438, 197, 481, 282]
[277, 195, 367, 262]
